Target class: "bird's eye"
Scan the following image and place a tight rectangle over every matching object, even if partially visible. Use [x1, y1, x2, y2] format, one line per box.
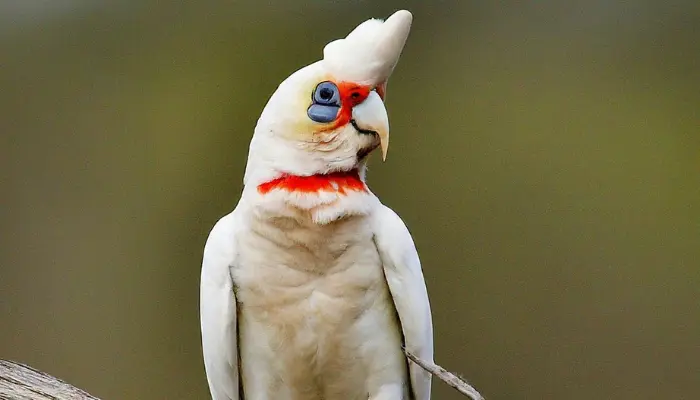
[313, 81, 340, 106]
[320, 88, 333, 100]
[307, 81, 341, 123]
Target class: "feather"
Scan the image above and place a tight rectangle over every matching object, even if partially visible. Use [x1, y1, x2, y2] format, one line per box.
[373, 205, 434, 400]
[200, 210, 242, 400]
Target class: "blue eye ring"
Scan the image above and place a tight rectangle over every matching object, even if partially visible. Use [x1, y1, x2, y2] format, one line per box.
[308, 81, 341, 123]
[312, 81, 340, 106]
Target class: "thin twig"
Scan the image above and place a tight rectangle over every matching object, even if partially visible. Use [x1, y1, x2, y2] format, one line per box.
[403, 348, 484, 400]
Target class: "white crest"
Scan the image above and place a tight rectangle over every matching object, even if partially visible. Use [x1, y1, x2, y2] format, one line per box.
[323, 10, 413, 85]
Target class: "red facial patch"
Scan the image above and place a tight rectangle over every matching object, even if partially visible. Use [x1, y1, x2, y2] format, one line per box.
[376, 81, 387, 100]
[320, 82, 372, 132]
[257, 170, 367, 195]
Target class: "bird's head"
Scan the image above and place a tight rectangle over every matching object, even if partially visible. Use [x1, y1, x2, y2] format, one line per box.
[243, 10, 412, 196]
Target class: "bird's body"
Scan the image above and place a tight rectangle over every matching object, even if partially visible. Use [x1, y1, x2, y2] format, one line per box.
[233, 199, 407, 400]
[200, 10, 433, 400]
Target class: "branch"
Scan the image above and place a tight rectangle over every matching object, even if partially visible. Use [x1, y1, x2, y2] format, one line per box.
[2, 355, 484, 400]
[404, 349, 485, 400]
[0, 360, 100, 400]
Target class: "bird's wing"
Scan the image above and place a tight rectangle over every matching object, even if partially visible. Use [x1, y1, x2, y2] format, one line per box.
[200, 209, 242, 400]
[373, 204, 434, 400]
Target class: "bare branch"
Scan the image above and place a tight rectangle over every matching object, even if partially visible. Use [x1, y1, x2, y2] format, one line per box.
[404, 349, 484, 400]
[0, 360, 100, 400]
[2, 355, 484, 400]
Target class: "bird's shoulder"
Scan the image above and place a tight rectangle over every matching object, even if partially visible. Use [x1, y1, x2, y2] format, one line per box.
[202, 205, 247, 281]
[370, 203, 417, 255]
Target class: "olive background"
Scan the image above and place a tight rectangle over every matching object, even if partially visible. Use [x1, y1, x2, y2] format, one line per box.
[1, 1, 698, 399]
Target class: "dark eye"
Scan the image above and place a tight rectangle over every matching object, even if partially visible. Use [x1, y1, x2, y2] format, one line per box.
[313, 81, 340, 106]
[320, 87, 334, 100]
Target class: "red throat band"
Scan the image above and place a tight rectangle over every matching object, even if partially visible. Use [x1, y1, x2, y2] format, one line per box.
[257, 170, 367, 195]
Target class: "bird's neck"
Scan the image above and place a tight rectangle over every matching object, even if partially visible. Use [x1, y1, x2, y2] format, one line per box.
[244, 169, 379, 225]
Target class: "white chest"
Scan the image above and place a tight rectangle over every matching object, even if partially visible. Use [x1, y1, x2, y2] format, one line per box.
[231, 214, 407, 399]
[233, 215, 384, 332]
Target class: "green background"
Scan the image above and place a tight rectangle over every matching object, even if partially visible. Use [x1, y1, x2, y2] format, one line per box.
[1, 1, 698, 398]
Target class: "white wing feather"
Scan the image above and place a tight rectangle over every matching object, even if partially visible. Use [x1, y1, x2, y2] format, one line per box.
[373, 204, 434, 400]
[200, 210, 241, 400]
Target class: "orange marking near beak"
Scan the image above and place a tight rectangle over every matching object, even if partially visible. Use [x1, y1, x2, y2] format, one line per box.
[318, 82, 372, 132]
[376, 81, 387, 100]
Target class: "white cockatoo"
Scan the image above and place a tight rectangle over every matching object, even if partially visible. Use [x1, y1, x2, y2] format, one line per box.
[200, 9, 433, 400]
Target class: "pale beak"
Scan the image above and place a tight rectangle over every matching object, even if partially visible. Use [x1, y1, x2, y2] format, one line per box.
[351, 90, 390, 161]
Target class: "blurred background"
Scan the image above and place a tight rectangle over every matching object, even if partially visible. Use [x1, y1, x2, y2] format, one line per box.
[1, 1, 698, 399]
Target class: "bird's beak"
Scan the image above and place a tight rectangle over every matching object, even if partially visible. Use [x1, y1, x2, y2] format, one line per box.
[352, 90, 390, 161]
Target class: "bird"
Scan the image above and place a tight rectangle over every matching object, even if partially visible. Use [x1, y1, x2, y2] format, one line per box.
[200, 9, 433, 400]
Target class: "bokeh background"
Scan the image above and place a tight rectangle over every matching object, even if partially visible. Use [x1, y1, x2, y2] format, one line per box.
[1, 1, 698, 399]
